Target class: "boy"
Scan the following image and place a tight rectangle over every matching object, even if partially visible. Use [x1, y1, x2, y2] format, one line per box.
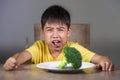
[3, 5, 114, 71]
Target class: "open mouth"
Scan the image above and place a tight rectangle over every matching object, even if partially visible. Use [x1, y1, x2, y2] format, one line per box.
[52, 40, 62, 47]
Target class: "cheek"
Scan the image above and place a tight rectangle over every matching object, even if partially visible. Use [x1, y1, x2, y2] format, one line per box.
[43, 33, 50, 40]
[61, 33, 69, 41]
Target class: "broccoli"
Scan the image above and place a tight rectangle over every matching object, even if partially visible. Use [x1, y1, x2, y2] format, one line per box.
[58, 46, 82, 69]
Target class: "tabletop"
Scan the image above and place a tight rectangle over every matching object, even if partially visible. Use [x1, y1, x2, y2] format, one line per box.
[0, 64, 120, 80]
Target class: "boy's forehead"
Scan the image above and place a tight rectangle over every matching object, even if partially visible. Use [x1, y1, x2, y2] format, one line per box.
[44, 22, 67, 27]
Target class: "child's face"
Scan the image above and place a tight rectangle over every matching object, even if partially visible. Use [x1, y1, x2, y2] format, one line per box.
[42, 22, 71, 51]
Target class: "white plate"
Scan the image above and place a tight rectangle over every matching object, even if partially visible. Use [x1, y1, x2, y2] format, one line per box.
[36, 61, 96, 72]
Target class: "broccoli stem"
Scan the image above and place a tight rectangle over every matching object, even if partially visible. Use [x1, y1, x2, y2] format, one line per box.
[58, 59, 67, 69]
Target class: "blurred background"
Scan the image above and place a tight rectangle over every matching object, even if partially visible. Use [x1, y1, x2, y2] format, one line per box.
[0, 0, 120, 65]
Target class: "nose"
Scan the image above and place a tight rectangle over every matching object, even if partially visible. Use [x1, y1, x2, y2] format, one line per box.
[52, 30, 59, 38]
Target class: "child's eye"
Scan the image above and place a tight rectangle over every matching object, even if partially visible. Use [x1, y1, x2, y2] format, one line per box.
[58, 28, 64, 31]
[46, 29, 53, 31]
[58, 29, 64, 31]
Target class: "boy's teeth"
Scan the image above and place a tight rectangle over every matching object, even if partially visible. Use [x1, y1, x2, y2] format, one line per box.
[52, 40, 61, 47]
[53, 40, 59, 43]
[54, 41, 59, 43]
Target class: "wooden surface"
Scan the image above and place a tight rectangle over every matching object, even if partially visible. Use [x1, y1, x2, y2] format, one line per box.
[0, 64, 120, 80]
[34, 24, 90, 49]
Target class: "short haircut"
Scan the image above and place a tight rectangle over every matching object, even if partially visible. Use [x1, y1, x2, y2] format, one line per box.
[41, 5, 71, 29]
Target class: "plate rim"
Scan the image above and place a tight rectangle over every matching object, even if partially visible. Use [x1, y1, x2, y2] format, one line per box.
[36, 61, 96, 71]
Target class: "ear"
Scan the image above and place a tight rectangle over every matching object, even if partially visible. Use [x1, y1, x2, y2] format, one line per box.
[67, 27, 71, 37]
[41, 29, 44, 39]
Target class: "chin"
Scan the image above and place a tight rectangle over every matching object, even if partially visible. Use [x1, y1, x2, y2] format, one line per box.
[54, 47, 62, 51]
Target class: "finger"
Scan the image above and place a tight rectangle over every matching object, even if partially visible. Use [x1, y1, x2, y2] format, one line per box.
[4, 67, 9, 71]
[105, 62, 110, 71]
[9, 60, 16, 67]
[101, 63, 106, 71]
[3, 60, 10, 70]
[4, 64, 11, 70]
[109, 64, 114, 71]
[4, 61, 11, 69]
[8, 65, 14, 70]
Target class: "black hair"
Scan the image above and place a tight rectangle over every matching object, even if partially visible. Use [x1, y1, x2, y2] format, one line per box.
[41, 5, 71, 29]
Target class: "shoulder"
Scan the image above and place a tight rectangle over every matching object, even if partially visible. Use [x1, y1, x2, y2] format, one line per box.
[26, 40, 46, 53]
[33, 40, 45, 45]
[27, 40, 46, 49]
[66, 41, 81, 46]
[66, 41, 88, 50]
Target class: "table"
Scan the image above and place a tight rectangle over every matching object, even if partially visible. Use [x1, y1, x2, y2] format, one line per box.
[0, 64, 120, 80]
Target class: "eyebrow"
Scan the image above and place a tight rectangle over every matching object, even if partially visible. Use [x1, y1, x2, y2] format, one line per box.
[45, 27, 53, 29]
[45, 26, 65, 29]
[57, 27, 65, 29]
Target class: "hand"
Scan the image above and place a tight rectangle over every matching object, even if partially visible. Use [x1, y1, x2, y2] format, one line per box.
[96, 56, 114, 71]
[3, 57, 18, 70]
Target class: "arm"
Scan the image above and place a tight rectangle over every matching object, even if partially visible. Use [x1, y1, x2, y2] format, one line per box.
[91, 54, 114, 71]
[3, 50, 32, 71]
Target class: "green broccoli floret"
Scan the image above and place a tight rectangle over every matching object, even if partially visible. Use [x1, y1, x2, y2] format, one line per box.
[58, 46, 82, 69]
